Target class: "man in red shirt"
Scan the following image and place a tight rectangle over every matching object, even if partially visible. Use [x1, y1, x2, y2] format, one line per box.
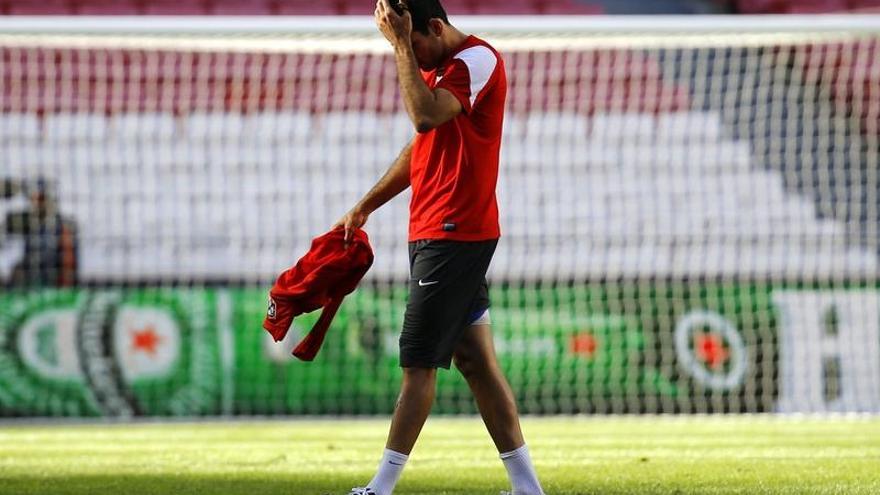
[335, 1, 545, 494]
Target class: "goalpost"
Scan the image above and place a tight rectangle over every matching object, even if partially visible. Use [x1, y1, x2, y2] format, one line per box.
[0, 15, 878, 417]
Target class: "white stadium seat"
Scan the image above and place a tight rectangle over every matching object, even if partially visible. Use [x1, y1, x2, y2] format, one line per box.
[43, 113, 109, 143]
[0, 113, 41, 141]
[109, 112, 179, 141]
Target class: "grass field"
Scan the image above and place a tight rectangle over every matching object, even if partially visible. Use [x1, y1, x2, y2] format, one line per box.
[0, 416, 878, 495]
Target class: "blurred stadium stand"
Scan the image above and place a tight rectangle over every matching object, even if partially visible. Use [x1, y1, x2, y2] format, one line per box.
[0, 0, 606, 15]
[2, 0, 879, 15]
[735, 0, 880, 13]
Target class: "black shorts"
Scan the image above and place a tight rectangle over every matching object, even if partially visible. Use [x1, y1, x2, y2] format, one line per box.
[399, 239, 498, 369]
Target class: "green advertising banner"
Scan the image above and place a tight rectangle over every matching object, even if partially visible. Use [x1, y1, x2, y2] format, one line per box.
[0, 290, 224, 417]
[2, 284, 878, 417]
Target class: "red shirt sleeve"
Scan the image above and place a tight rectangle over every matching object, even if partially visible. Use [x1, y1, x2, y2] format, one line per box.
[435, 59, 476, 114]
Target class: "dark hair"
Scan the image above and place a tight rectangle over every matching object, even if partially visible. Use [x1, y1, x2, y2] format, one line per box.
[399, 0, 449, 35]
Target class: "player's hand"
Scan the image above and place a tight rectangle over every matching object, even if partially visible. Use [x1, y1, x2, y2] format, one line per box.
[375, 0, 412, 47]
[333, 206, 370, 247]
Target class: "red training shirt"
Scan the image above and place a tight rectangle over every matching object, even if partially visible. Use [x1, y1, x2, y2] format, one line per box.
[408, 35, 507, 242]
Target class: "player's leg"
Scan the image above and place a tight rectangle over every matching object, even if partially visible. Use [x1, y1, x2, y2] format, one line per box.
[353, 240, 484, 495]
[453, 318, 545, 495]
[386, 366, 437, 454]
[453, 321, 522, 451]
[351, 367, 436, 495]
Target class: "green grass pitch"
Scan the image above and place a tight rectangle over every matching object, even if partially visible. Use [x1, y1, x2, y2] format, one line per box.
[1, 416, 878, 494]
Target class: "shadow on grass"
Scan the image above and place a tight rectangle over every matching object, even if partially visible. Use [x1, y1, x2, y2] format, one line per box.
[0, 474, 507, 495]
[0, 474, 356, 495]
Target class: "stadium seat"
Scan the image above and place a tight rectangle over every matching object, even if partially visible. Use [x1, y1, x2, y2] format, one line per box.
[2, 146, 41, 177]
[589, 113, 657, 144]
[109, 113, 179, 141]
[850, 0, 880, 9]
[474, 0, 539, 15]
[143, 0, 208, 15]
[524, 111, 589, 142]
[785, 0, 848, 12]
[438, 0, 476, 15]
[186, 112, 248, 141]
[8, 0, 74, 15]
[43, 113, 110, 143]
[734, 0, 788, 13]
[656, 111, 723, 142]
[208, 0, 273, 15]
[274, 0, 342, 15]
[539, 0, 605, 14]
[315, 111, 374, 142]
[1, 0, 616, 15]
[244, 111, 313, 143]
[384, 112, 414, 143]
[75, 0, 142, 15]
[0, 113, 42, 141]
[735, 0, 855, 12]
[339, 1, 375, 15]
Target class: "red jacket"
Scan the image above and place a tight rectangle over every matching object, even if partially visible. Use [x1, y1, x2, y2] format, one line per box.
[263, 227, 373, 361]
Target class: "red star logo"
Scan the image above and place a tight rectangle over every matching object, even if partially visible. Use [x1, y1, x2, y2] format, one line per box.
[570, 333, 597, 358]
[694, 333, 729, 369]
[131, 326, 162, 356]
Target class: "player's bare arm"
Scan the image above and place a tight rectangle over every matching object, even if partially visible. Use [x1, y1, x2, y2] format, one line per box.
[375, 0, 462, 133]
[334, 140, 413, 243]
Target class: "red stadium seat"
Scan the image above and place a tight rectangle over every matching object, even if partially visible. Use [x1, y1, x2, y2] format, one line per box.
[539, 0, 605, 15]
[8, 0, 74, 15]
[785, 0, 848, 12]
[209, 0, 273, 15]
[847, 0, 880, 12]
[2, 0, 615, 16]
[474, 0, 539, 15]
[274, 0, 342, 15]
[735, 0, 788, 13]
[439, 0, 476, 15]
[144, 0, 208, 14]
[75, 0, 142, 15]
[735, 0, 856, 13]
[340, 1, 375, 15]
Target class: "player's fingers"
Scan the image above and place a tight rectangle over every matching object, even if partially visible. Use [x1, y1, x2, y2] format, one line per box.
[385, 2, 399, 18]
[343, 221, 353, 244]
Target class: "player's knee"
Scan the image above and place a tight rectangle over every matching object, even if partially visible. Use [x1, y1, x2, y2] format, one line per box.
[402, 366, 437, 385]
[453, 351, 485, 381]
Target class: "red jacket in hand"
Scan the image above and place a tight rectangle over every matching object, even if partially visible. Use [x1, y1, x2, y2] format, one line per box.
[263, 227, 374, 361]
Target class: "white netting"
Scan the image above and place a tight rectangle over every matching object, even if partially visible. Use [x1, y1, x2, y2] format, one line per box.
[0, 17, 879, 417]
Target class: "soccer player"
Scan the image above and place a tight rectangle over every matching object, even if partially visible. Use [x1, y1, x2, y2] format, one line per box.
[334, 1, 545, 494]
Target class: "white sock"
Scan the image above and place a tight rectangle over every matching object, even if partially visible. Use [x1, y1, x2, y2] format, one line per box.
[366, 448, 408, 495]
[500, 444, 544, 495]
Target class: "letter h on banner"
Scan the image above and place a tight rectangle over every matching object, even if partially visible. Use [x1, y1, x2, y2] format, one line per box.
[773, 290, 880, 413]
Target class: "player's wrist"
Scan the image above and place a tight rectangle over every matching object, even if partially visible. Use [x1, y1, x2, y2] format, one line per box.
[393, 42, 414, 57]
[354, 200, 375, 216]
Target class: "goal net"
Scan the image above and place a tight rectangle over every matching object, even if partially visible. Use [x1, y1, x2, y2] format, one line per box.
[1, 16, 878, 417]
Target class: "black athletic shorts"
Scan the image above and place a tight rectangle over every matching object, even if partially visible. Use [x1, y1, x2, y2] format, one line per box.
[399, 238, 498, 369]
